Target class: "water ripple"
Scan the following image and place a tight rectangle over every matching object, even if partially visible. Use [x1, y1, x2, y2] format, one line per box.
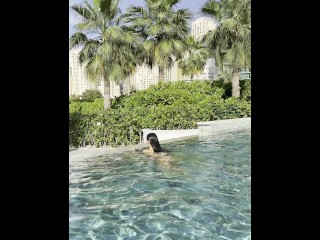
[70, 129, 251, 239]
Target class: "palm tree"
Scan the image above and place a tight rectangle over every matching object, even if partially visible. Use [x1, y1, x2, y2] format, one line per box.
[124, 0, 192, 83]
[69, 0, 143, 109]
[178, 36, 211, 81]
[201, 0, 251, 98]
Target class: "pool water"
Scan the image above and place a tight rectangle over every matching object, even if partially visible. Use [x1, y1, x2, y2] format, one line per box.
[69, 129, 251, 240]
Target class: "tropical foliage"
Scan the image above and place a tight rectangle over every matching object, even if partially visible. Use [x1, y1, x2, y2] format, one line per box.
[69, 81, 251, 148]
[69, 0, 143, 109]
[81, 89, 102, 100]
[69, 1, 251, 148]
[69, 98, 104, 114]
[69, 89, 102, 103]
[178, 36, 212, 81]
[201, 0, 251, 97]
[124, 0, 192, 82]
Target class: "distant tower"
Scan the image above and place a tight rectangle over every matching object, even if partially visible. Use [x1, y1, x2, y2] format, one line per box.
[190, 16, 218, 81]
[111, 59, 185, 97]
[69, 48, 102, 96]
[192, 16, 217, 39]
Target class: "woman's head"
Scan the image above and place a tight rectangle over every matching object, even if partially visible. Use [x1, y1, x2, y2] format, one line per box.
[146, 133, 162, 152]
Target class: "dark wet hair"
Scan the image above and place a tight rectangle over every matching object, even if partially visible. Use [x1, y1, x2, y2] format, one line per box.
[146, 133, 162, 152]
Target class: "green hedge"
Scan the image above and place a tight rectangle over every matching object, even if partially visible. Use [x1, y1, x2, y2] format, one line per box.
[69, 81, 251, 147]
[240, 80, 251, 101]
[111, 80, 225, 109]
[211, 79, 251, 100]
[69, 98, 104, 114]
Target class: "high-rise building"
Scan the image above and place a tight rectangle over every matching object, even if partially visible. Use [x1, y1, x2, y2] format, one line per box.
[69, 17, 222, 100]
[117, 62, 182, 95]
[190, 16, 218, 81]
[164, 60, 183, 83]
[192, 16, 217, 39]
[69, 51, 182, 99]
[109, 81, 122, 98]
[69, 48, 102, 97]
[129, 63, 159, 91]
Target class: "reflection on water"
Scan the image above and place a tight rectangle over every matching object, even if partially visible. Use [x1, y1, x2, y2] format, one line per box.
[70, 129, 251, 239]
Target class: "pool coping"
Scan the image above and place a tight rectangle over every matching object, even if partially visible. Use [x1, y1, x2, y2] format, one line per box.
[69, 125, 251, 162]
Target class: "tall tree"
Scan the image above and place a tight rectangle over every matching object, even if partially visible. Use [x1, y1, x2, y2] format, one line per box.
[124, 0, 192, 83]
[201, 0, 251, 98]
[70, 0, 143, 109]
[178, 36, 211, 81]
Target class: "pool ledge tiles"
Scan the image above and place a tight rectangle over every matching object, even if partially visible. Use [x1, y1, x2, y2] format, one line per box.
[142, 117, 251, 143]
[197, 117, 251, 134]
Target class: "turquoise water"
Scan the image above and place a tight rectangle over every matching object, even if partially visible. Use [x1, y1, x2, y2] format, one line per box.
[69, 129, 251, 240]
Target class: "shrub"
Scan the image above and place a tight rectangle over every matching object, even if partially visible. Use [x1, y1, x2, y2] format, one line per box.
[69, 80, 251, 147]
[240, 80, 251, 101]
[81, 89, 103, 101]
[69, 99, 104, 114]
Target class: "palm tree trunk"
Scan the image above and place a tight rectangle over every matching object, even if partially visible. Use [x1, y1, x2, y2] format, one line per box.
[159, 67, 165, 83]
[103, 79, 111, 109]
[231, 70, 241, 98]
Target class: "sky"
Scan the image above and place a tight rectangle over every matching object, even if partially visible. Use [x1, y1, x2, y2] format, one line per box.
[69, 0, 208, 37]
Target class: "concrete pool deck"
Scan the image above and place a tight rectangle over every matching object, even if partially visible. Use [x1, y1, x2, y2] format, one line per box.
[69, 117, 251, 161]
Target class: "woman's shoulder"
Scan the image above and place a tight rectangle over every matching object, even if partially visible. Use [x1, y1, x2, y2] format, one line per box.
[142, 148, 154, 156]
[153, 151, 169, 158]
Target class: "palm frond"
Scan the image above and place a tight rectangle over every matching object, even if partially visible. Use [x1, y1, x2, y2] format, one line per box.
[165, 0, 181, 7]
[104, 26, 122, 41]
[70, 32, 89, 49]
[79, 40, 100, 63]
[74, 21, 99, 33]
[99, 42, 112, 58]
[143, 40, 155, 52]
[158, 40, 172, 55]
[201, 0, 221, 20]
[100, 0, 112, 13]
[171, 39, 185, 54]
[71, 4, 95, 22]
[109, 0, 121, 19]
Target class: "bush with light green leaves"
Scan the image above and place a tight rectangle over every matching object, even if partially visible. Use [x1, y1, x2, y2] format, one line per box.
[69, 80, 251, 147]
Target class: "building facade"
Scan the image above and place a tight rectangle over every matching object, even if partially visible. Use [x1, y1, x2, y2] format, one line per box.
[70, 17, 220, 99]
[192, 16, 217, 40]
[190, 16, 218, 81]
[69, 48, 102, 97]
[114, 62, 182, 96]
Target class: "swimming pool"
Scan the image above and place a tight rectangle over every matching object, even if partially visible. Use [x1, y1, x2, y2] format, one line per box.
[69, 129, 251, 239]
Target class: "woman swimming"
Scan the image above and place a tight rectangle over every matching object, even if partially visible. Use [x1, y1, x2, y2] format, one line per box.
[142, 133, 183, 171]
[143, 133, 163, 155]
